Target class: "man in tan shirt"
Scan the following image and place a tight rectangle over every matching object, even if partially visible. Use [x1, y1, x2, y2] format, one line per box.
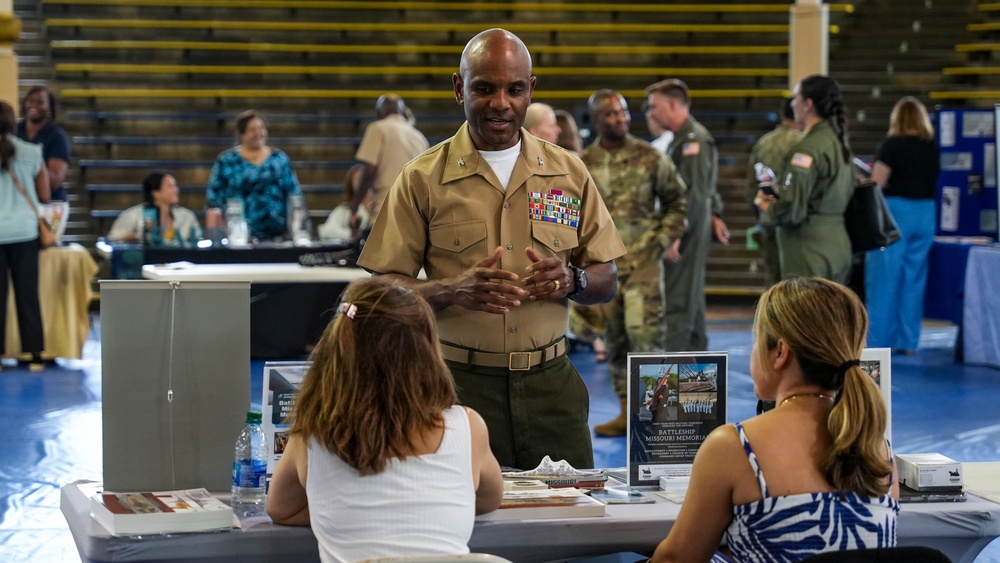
[358, 28, 625, 470]
[350, 93, 429, 228]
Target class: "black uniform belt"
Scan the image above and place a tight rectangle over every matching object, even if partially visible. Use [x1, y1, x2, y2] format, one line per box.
[439, 338, 567, 371]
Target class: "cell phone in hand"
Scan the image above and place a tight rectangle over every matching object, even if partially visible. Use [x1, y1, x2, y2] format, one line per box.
[759, 183, 779, 199]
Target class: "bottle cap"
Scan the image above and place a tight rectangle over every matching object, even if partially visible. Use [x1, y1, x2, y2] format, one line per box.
[246, 411, 262, 423]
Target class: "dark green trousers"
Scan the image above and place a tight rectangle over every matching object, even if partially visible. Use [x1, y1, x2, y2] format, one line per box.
[447, 355, 594, 471]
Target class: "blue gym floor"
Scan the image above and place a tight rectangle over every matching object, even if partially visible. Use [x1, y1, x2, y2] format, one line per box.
[2, 311, 999, 562]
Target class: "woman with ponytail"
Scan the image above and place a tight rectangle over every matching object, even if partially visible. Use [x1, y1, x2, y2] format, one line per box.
[755, 75, 855, 283]
[650, 277, 898, 563]
[266, 277, 503, 561]
[1, 101, 50, 371]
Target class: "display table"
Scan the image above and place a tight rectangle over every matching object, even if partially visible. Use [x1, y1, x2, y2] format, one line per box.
[963, 245, 1000, 368]
[107, 241, 353, 279]
[141, 263, 369, 284]
[5, 244, 98, 360]
[141, 263, 369, 358]
[62, 466, 1000, 563]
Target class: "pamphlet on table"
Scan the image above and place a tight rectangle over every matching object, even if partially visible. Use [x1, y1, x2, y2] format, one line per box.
[475, 487, 606, 521]
[87, 482, 234, 536]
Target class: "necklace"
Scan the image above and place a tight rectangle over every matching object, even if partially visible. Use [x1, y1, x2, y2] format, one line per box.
[778, 393, 833, 407]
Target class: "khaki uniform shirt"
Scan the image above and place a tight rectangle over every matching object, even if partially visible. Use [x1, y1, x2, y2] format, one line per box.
[358, 123, 626, 353]
[355, 114, 430, 219]
[581, 134, 687, 274]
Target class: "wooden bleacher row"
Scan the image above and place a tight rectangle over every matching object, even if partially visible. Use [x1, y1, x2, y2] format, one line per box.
[956, 42, 1000, 52]
[47, 19, 833, 35]
[50, 40, 792, 57]
[78, 158, 354, 183]
[943, 66, 1000, 76]
[967, 22, 1000, 32]
[64, 110, 778, 124]
[56, 63, 789, 79]
[41, 0, 855, 15]
[89, 206, 336, 234]
[73, 133, 758, 150]
[59, 88, 790, 101]
[931, 89, 1000, 100]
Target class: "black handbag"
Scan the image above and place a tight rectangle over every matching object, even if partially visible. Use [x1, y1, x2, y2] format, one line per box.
[844, 181, 901, 253]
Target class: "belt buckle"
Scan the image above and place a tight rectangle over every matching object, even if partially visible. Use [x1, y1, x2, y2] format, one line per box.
[508, 352, 531, 371]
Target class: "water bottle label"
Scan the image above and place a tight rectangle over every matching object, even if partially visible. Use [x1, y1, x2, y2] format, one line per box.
[232, 459, 268, 488]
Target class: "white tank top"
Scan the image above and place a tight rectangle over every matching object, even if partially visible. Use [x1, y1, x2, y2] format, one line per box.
[306, 405, 475, 563]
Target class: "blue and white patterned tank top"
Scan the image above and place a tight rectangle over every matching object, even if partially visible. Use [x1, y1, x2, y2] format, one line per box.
[717, 422, 899, 563]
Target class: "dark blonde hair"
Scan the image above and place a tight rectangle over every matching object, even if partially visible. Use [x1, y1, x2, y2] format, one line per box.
[888, 96, 934, 140]
[289, 277, 457, 475]
[754, 277, 891, 497]
[554, 109, 581, 153]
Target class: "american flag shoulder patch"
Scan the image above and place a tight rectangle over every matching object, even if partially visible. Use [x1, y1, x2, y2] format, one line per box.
[528, 189, 582, 227]
[791, 152, 814, 169]
[682, 142, 701, 156]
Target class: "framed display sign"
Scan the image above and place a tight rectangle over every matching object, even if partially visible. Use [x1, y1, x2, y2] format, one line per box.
[860, 347, 892, 445]
[626, 352, 728, 486]
[261, 361, 312, 479]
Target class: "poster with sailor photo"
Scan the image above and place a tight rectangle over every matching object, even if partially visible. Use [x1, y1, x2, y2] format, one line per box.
[261, 361, 312, 480]
[859, 348, 892, 445]
[626, 352, 727, 486]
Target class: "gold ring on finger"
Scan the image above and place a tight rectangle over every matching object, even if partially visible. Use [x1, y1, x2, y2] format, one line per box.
[554, 280, 561, 291]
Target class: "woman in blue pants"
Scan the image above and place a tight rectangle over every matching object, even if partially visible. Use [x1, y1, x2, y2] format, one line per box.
[865, 97, 940, 354]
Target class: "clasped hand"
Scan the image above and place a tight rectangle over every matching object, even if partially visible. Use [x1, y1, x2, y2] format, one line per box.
[449, 246, 571, 314]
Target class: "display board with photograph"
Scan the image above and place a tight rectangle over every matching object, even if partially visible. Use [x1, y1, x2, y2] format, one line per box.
[860, 347, 892, 444]
[261, 361, 312, 478]
[626, 352, 728, 486]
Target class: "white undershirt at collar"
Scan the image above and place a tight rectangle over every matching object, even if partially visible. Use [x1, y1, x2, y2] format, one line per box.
[478, 140, 522, 190]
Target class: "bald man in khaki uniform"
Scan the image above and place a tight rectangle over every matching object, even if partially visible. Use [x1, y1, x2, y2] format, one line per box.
[358, 29, 625, 470]
[351, 94, 429, 226]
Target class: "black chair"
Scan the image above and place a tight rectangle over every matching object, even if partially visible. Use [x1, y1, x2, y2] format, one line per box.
[798, 546, 952, 563]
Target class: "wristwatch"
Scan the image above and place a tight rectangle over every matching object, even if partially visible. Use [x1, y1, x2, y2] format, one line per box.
[566, 265, 587, 300]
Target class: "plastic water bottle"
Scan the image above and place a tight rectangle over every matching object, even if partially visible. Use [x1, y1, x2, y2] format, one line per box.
[231, 411, 268, 517]
[225, 198, 250, 246]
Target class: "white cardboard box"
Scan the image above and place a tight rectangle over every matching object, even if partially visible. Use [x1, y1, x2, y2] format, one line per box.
[896, 453, 963, 491]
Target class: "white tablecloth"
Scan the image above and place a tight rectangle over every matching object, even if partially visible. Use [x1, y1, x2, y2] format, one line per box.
[62, 467, 1000, 563]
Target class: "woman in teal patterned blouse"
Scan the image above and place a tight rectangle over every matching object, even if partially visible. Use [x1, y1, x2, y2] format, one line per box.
[649, 277, 899, 563]
[205, 110, 302, 241]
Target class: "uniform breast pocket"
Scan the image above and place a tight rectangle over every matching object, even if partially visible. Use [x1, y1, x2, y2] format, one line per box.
[530, 221, 579, 260]
[428, 220, 489, 276]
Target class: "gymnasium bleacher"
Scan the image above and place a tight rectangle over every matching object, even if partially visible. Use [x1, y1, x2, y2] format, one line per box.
[15, 0, 983, 290]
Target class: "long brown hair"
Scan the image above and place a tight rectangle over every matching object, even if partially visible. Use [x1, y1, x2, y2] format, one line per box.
[754, 277, 891, 497]
[289, 277, 457, 475]
[0, 101, 16, 173]
[799, 75, 851, 164]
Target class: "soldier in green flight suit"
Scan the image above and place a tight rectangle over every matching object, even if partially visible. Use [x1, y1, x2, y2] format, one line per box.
[746, 98, 803, 284]
[581, 89, 688, 437]
[646, 79, 730, 353]
[756, 75, 854, 284]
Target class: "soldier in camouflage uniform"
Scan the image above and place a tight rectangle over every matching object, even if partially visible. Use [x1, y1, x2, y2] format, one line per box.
[746, 98, 803, 284]
[581, 89, 688, 437]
